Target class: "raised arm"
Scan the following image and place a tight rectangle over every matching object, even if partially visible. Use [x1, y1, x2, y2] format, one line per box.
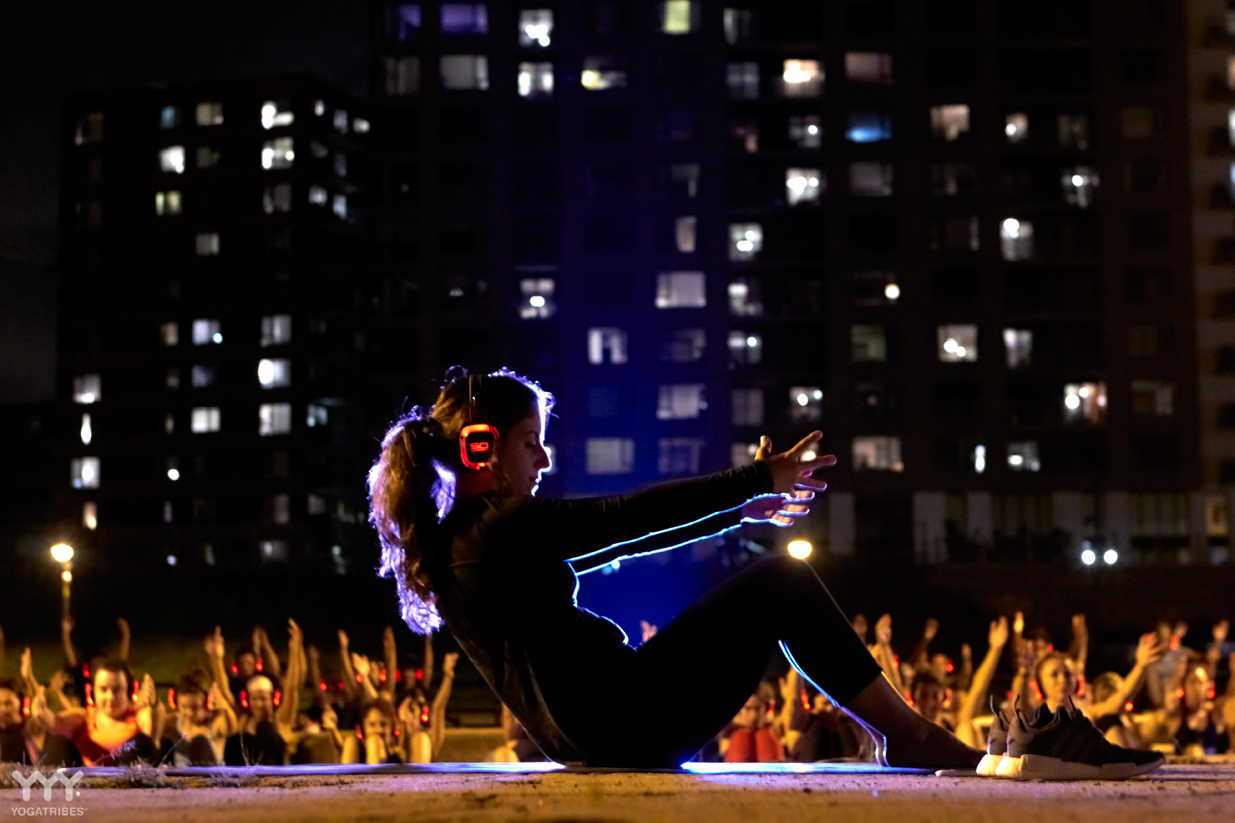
[338, 630, 362, 702]
[382, 627, 398, 701]
[1087, 633, 1165, 719]
[1067, 614, 1088, 680]
[428, 653, 458, 758]
[422, 634, 434, 691]
[956, 617, 1009, 748]
[275, 619, 303, 735]
[1208, 620, 1228, 675]
[203, 626, 237, 712]
[116, 618, 131, 663]
[908, 618, 939, 672]
[60, 616, 77, 669]
[254, 626, 283, 680]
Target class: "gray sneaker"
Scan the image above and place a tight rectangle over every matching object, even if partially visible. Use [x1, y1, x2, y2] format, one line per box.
[977, 697, 1011, 777]
[997, 701, 1164, 780]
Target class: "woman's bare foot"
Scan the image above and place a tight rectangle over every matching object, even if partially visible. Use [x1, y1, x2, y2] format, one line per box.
[883, 721, 984, 770]
[844, 674, 983, 770]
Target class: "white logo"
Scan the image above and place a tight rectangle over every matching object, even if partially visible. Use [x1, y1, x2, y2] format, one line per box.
[11, 769, 84, 802]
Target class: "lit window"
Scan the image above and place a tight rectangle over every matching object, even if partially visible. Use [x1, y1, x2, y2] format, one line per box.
[785, 168, 823, 205]
[1062, 167, 1099, 207]
[723, 8, 754, 44]
[159, 106, 178, 129]
[1063, 382, 1106, 424]
[729, 223, 762, 261]
[1007, 441, 1040, 472]
[260, 540, 290, 563]
[728, 277, 763, 315]
[73, 374, 101, 404]
[659, 438, 704, 475]
[83, 502, 97, 530]
[663, 328, 706, 363]
[161, 322, 178, 346]
[851, 271, 899, 306]
[846, 52, 893, 84]
[80, 413, 92, 445]
[261, 314, 292, 346]
[272, 494, 290, 524]
[332, 194, 348, 219]
[660, 1, 698, 34]
[582, 56, 626, 90]
[441, 3, 488, 33]
[334, 110, 349, 134]
[588, 328, 628, 364]
[306, 404, 328, 427]
[657, 384, 707, 419]
[853, 436, 903, 472]
[308, 494, 327, 515]
[259, 403, 293, 435]
[731, 442, 759, 468]
[384, 56, 421, 95]
[334, 153, 348, 177]
[195, 232, 220, 256]
[354, 117, 370, 133]
[972, 445, 987, 474]
[261, 99, 294, 129]
[1058, 114, 1090, 149]
[441, 55, 490, 89]
[263, 183, 292, 214]
[155, 190, 182, 215]
[519, 278, 556, 319]
[1000, 218, 1033, 261]
[728, 331, 763, 365]
[790, 387, 824, 422]
[71, 457, 100, 489]
[675, 216, 697, 253]
[586, 438, 635, 474]
[191, 407, 221, 433]
[258, 358, 291, 388]
[782, 60, 823, 97]
[309, 185, 328, 206]
[846, 111, 893, 143]
[315, 100, 326, 116]
[159, 146, 186, 174]
[196, 146, 220, 169]
[261, 137, 294, 170]
[1003, 328, 1032, 368]
[727, 62, 759, 100]
[665, 163, 700, 197]
[165, 413, 174, 434]
[164, 501, 175, 522]
[192, 319, 222, 345]
[518, 62, 554, 98]
[851, 325, 887, 362]
[1131, 380, 1174, 416]
[1006, 113, 1028, 143]
[74, 112, 104, 145]
[191, 365, 216, 388]
[656, 272, 706, 308]
[850, 162, 893, 197]
[195, 102, 223, 126]
[938, 324, 978, 362]
[788, 115, 821, 149]
[519, 9, 553, 46]
[732, 388, 764, 426]
[394, 3, 421, 39]
[1229, 54, 1235, 89]
[166, 368, 180, 390]
[930, 105, 970, 141]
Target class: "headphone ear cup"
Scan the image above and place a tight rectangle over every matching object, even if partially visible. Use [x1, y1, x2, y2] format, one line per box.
[273, 690, 281, 708]
[206, 691, 215, 711]
[85, 684, 94, 707]
[240, 691, 248, 709]
[168, 688, 177, 710]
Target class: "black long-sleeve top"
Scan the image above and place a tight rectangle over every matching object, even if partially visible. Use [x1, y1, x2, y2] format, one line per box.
[429, 462, 775, 762]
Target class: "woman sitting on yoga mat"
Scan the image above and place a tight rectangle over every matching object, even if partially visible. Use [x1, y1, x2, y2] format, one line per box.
[367, 368, 981, 769]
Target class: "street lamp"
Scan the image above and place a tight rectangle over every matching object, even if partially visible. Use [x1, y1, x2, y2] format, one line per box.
[787, 540, 813, 560]
[50, 543, 74, 619]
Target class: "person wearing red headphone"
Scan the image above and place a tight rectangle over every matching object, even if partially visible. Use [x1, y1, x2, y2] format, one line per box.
[36, 659, 159, 766]
[221, 619, 303, 766]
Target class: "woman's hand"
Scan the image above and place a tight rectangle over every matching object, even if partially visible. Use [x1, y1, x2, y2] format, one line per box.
[755, 432, 834, 495]
[989, 616, 1009, 649]
[1134, 633, 1165, 669]
[740, 492, 814, 527]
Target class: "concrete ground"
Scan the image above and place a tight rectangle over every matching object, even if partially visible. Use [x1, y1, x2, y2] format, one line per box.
[6, 764, 1233, 823]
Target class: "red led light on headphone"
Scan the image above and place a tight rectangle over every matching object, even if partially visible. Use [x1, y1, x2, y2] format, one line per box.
[1124, 701, 1134, 713]
[415, 669, 423, 681]
[168, 688, 177, 710]
[460, 424, 499, 469]
[320, 680, 328, 692]
[22, 697, 31, 717]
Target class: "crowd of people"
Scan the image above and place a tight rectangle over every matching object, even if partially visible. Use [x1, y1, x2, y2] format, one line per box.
[1, 610, 1230, 768]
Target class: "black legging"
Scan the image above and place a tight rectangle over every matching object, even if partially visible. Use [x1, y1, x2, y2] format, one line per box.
[564, 555, 884, 767]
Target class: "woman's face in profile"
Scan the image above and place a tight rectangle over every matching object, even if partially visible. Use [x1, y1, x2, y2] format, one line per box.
[498, 405, 550, 496]
[1040, 658, 1073, 702]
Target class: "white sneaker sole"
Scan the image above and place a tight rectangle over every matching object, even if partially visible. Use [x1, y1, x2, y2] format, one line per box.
[995, 753, 1164, 781]
[976, 753, 1004, 777]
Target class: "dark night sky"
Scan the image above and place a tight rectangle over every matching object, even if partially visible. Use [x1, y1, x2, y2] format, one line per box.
[0, 1, 371, 400]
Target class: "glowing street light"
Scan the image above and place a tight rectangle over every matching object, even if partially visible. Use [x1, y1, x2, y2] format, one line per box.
[1081, 548, 1096, 565]
[50, 543, 74, 564]
[1103, 548, 1118, 565]
[50, 543, 75, 619]
[787, 540, 813, 560]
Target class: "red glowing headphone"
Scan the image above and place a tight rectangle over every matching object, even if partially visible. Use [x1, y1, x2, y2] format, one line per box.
[239, 688, 281, 709]
[459, 374, 499, 470]
[166, 689, 215, 712]
[84, 670, 140, 707]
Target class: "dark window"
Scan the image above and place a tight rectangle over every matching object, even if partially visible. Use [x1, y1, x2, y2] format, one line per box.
[588, 0, 632, 34]
[854, 380, 899, 419]
[586, 272, 633, 308]
[583, 107, 633, 142]
[1121, 50, 1163, 86]
[932, 270, 980, 305]
[512, 107, 558, 150]
[657, 110, 701, 143]
[1217, 404, 1235, 429]
[512, 160, 560, 206]
[439, 163, 488, 202]
[1217, 346, 1235, 374]
[1128, 214, 1169, 250]
[849, 214, 897, 250]
[657, 54, 704, 88]
[589, 386, 633, 418]
[439, 108, 488, 143]
[439, 223, 483, 254]
[383, 164, 418, 203]
[999, 50, 1094, 94]
[924, 0, 974, 32]
[926, 51, 977, 86]
[512, 214, 560, 263]
[934, 381, 983, 416]
[584, 216, 635, 253]
[1123, 159, 1165, 193]
[1222, 460, 1235, 484]
[1124, 267, 1172, 304]
[1129, 436, 1179, 472]
[845, 1, 894, 34]
[585, 162, 633, 199]
[1215, 290, 1235, 318]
